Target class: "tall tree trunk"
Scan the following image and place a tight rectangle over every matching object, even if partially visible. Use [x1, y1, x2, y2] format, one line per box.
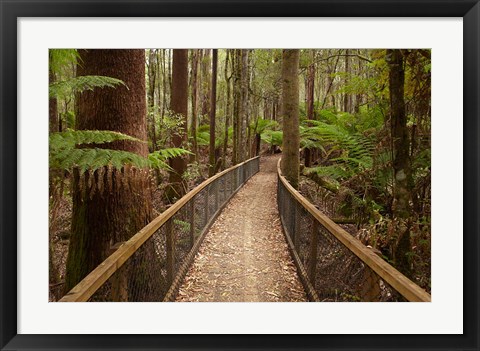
[232, 50, 241, 165]
[281, 49, 300, 189]
[49, 51, 58, 133]
[147, 49, 157, 152]
[201, 49, 211, 120]
[344, 49, 352, 113]
[167, 49, 189, 201]
[305, 50, 315, 167]
[239, 49, 249, 162]
[223, 49, 232, 169]
[208, 49, 218, 177]
[190, 49, 199, 162]
[387, 49, 413, 278]
[242, 50, 251, 161]
[161, 49, 168, 121]
[65, 49, 152, 293]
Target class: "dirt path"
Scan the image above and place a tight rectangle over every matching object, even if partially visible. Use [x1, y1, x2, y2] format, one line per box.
[176, 155, 307, 302]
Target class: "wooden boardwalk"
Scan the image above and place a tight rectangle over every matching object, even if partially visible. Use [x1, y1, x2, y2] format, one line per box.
[176, 155, 307, 302]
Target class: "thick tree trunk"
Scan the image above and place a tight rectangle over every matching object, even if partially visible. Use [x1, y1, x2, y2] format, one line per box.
[167, 49, 189, 201]
[208, 49, 218, 177]
[65, 49, 153, 294]
[281, 49, 300, 189]
[387, 49, 413, 278]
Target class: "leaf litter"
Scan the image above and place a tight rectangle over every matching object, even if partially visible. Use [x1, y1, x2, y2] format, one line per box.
[176, 155, 307, 302]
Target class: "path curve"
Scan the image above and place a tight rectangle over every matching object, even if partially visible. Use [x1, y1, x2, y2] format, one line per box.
[176, 155, 307, 302]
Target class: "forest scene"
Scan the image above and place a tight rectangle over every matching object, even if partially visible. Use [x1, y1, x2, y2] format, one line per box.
[49, 49, 431, 302]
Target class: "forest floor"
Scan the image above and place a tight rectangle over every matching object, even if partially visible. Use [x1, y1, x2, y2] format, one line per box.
[176, 155, 307, 302]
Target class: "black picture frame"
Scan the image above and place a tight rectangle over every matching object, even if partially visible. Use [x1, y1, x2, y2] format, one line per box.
[1, 1, 478, 350]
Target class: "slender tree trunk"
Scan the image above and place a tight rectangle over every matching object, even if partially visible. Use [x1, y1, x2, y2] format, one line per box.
[239, 49, 249, 162]
[161, 49, 168, 121]
[201, 49, 211, 120]
[166, 49, 189, 202]
[387, 49, 413, 278]
[281, 49, 300, 189]
[344, 49, 351, 113]
[49, 51, 58, 133]
[305, 51, 315, 167]
[65, 49, 153, 294]
[208, 50, 218, 177]
[223, 49, 232, 169]
[190, 49, 199, 162]
[147, 49, 157, 152]
[232, 50, 240, 165]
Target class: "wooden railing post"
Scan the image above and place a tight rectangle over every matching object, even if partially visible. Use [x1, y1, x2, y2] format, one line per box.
[189, 199, 195, 249]
[307, 220, 319, 282]
[290, 200, 297, 247]
[360, 267, 382, 301]
[205, 186, 210, 224]
[166, 219, 175, 285]
[214, 182, 219, 212]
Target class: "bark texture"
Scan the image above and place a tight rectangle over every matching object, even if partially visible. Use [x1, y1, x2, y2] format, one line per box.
[387, 49, 413, 278]
[65, 49, 152, 293]
[281, 49, 300, 189]
[167, 49, 189, 201]
[208, 49, 218, 177]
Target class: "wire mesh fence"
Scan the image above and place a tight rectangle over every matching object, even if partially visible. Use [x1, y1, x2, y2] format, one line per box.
[277, 160, 430, 302]
[61, 156, 260, 302]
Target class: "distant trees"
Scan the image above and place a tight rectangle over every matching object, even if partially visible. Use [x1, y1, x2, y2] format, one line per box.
[281, 49, 300, 189]
[64, 49, 152, 292]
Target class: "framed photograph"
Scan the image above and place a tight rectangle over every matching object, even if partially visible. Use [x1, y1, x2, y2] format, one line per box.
[1, 0, 478, 350]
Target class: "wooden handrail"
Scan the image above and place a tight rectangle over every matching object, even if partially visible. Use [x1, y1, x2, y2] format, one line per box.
[277, 158, 431, 302]
[60, 156, 260, 302]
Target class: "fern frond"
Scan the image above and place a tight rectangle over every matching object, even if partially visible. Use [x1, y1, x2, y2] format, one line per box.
[50, 130, 141, 152]
[50, 148, 148, 174]
[49, 75, 127, 99]
[148, 148, 193, 170]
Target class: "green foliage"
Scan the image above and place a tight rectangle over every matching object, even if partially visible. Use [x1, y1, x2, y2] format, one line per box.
[301, 120, 375, 180]
[49, 75, 126, 99]
[250, 118, 279, 135]
[50, 130, 191, 174]
[49, 49, 80, 75]
[149, 148, 193, 171]
[261, 130, 283, 146]
[194, 124, 225, 148]
[49, 130, 147, 174]
[49, 130, 141, 150]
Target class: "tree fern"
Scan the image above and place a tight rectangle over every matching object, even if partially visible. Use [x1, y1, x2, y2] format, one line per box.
[261, 130, 283, 146]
